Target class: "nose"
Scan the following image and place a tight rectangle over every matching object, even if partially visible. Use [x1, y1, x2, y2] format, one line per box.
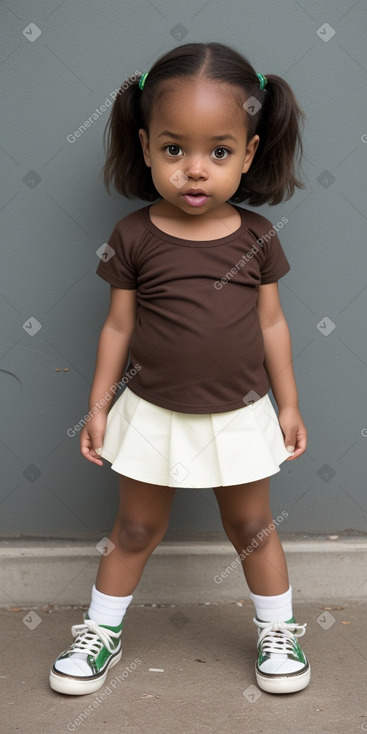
[184, 154, 208, 179]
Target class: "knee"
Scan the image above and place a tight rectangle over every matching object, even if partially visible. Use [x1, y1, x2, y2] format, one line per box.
[116, 520, 164, 553]
[224, 516, 274, 551]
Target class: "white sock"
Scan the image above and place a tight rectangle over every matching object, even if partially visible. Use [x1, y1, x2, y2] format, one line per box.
[250, 585, 293, 622]
[88, 584, 133, 627]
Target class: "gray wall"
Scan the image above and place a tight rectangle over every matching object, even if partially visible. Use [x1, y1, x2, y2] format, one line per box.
[1, 0, 367, 539]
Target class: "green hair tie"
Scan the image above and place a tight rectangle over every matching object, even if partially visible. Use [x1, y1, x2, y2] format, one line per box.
[139, 72, 149, 90]
[256, 73, 267, 90]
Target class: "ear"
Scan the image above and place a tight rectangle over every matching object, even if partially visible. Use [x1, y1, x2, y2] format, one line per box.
[138, 128, 151, 167]
[242, 134, 260, 174]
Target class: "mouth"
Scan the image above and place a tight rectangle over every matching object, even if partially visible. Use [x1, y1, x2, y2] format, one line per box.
[185, 189, 208, 196]
[182, 189, 209, 207]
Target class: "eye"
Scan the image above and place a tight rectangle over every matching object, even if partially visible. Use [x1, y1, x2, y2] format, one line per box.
[213, 147, 230, 159]
[164, 145, 182, 156]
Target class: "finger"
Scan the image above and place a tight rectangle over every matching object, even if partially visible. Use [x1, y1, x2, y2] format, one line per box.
[284, 435, 296, 455]
[90, 437, 105, 461]
[286, 449, 302, 461]
[80, 434, 103, 466]
[81, 447, 103, 465]
[90, 446, 104, 464]
[285, 435, 307, 461]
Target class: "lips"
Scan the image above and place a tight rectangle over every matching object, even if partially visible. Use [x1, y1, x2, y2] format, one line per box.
[184, 189, 208, 196]
[182, 189, 209, 207]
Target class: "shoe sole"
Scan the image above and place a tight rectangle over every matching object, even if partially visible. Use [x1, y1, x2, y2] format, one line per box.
[255, 663, 311, 694]
[49, 649, 122, 695]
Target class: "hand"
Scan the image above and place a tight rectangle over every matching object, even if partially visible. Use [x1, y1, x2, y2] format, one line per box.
[278, 406, 307, 461]
[80, 412, 108, 466]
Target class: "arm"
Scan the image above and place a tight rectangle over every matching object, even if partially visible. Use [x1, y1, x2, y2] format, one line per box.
[81, 286, 137, 465]
[256, 282, 307, 461]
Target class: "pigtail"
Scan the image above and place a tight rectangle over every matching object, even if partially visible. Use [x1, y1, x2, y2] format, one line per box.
[239, 75, 306, 206]
[102, 76, 156, 200]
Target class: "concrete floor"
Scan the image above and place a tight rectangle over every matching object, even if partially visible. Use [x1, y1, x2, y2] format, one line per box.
[2, 599, 366, 734]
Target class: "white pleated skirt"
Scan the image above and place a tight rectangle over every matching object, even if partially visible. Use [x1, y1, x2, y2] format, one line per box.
[100, 387, 293, 488]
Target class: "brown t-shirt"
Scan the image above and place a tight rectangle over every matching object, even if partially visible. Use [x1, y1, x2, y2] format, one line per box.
[96, 205, 290, 414]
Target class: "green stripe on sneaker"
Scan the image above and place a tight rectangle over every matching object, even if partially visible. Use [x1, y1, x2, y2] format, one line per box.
[100, 622, 123, 633]
[84, 613, 123, 633]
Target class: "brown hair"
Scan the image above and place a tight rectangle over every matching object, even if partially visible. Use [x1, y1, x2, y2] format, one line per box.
[103, 42, 305, 206]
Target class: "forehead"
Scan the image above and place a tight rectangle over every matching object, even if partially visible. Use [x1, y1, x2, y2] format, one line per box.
[150, 79, 247, 138]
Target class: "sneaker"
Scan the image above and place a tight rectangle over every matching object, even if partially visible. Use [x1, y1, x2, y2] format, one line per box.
[49, 614, 122, 695]
[253, 618, 310, 694]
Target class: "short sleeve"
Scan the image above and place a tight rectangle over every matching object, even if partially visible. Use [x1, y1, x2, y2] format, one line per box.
[259, 229, 290, 284]
[96, 223, 137, 289]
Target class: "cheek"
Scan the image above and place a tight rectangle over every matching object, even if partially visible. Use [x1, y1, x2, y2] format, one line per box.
[149, 165, 170, 195]
[150, 159, 172, 184]
[220, 164, 241, 185]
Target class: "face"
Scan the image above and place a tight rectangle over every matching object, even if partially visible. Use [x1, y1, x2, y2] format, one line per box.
[138, 79, 259, 218]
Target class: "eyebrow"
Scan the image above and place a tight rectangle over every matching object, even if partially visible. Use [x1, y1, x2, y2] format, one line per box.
[157, 130, 238, 142]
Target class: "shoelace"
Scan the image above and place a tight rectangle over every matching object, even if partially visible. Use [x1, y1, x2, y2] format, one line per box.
[253, 619, 307, 656]
[70, 618, 121, 656]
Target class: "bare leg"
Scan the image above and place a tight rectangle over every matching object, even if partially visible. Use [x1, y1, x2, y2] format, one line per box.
[95, 475, 176, 597]
[213, 477, 289, 595]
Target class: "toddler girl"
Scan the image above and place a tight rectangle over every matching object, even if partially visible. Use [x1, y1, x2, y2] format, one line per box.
[50, 41, 309, 697]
